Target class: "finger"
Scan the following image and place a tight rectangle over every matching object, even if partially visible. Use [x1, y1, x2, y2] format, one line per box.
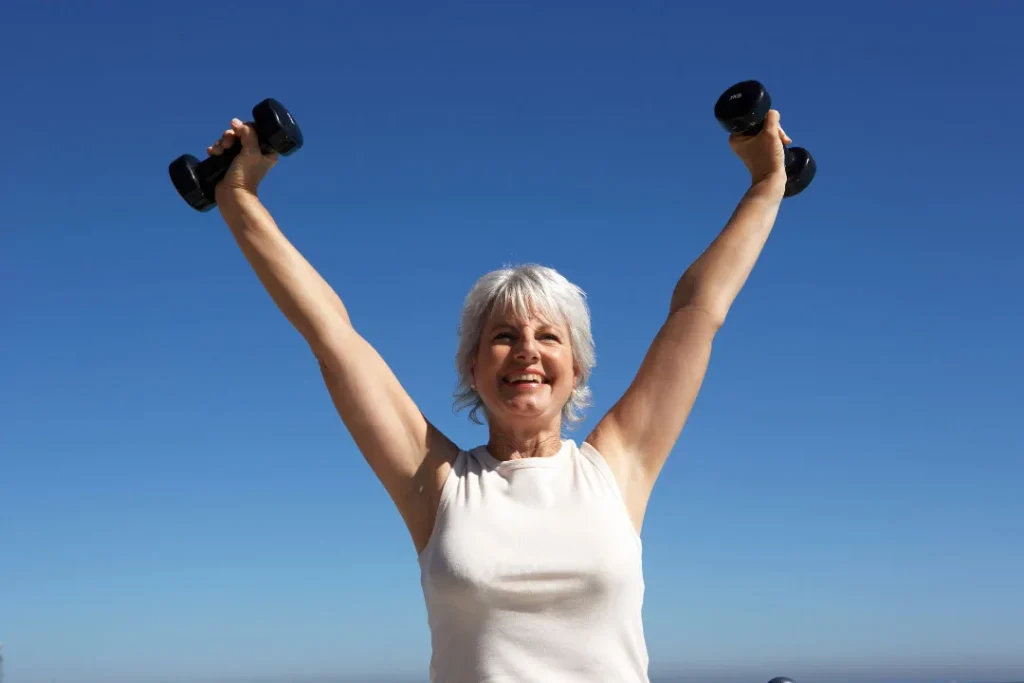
[763, 109, 781, 133]
[779, 125, 792, 145]
[207, 129, 235, 155]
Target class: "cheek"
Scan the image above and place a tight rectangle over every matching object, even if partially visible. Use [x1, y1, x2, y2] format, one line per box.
[475, 345, 505, 376]
[551, 348, 577, 378]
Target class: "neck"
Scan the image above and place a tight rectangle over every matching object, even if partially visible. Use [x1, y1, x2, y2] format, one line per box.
[487, 425, 563, 461]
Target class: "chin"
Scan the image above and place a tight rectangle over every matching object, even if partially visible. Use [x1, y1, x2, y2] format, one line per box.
[498, 395, 565, 423]
[503, 404, 552, 420]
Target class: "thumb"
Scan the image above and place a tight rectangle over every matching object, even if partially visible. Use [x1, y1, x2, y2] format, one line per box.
[230, 118, 260, 153]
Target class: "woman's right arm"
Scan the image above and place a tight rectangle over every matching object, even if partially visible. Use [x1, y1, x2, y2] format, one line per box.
[210, 120, 457, 552]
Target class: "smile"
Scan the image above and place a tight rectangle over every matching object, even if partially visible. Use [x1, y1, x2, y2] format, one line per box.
[502, 373, 549, 385]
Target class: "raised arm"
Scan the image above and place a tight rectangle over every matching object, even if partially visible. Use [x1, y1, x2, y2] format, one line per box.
[210, 119, 457, 553]
[587, 110, 793, 529]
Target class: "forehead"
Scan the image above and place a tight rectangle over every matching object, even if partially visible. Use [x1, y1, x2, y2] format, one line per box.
[485, 301, 565, 330]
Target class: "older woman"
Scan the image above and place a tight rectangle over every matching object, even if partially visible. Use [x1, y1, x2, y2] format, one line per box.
[206, 109, 793, 682]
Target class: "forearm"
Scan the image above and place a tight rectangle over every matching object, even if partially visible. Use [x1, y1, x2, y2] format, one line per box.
[218, 191, 351, 346]
[670, 174, 786, 324]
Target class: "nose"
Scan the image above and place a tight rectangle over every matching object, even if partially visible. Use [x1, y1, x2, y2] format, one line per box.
[513, 332, 540, 361]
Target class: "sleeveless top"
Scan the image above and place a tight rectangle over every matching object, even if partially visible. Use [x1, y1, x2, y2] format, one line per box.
[418, 438, 650, 682]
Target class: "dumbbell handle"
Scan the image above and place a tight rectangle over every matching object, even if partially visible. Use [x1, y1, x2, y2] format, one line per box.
[193, 123, 262, 196]
[732, 116, 814, 197]
[732, 117, 797, 168]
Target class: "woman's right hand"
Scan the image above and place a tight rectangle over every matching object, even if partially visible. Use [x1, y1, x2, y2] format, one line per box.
[209, 118, 279, 204]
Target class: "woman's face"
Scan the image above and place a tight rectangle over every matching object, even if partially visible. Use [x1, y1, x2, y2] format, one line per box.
[471, 305, 578, 428]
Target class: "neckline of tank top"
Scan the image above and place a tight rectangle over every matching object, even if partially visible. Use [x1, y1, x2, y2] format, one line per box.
[471, 439, 574, 471]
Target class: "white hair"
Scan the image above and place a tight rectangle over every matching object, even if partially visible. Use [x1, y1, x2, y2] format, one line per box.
[453, 263, 596, 428]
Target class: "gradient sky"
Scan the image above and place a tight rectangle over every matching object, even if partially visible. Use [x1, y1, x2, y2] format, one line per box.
[2, 2, 1022, 683]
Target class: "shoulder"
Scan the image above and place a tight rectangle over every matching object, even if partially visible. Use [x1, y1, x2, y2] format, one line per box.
[582, 425, 635, 482]
[582, 430, 654, 533]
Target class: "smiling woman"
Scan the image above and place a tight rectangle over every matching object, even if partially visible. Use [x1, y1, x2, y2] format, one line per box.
[201, 102, 793, 682]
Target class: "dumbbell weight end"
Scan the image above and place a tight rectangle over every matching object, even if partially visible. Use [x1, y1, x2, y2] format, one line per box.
[169, 144, 244, 212]
[782, 145, 815, 197]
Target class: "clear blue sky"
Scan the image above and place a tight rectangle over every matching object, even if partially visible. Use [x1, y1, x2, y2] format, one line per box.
[2, 2, 1021, 683]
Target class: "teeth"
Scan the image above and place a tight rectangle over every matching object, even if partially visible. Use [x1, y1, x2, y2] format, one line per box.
[506, 373, 544, 383]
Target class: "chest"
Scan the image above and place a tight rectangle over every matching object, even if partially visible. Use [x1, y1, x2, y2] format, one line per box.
[422, 468, 643, 610]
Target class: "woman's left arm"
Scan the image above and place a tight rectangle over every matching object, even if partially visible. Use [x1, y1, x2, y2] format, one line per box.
[587, 110, 793, 521]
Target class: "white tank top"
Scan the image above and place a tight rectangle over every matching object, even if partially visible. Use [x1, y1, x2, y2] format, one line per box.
[418, 438, 650, 682]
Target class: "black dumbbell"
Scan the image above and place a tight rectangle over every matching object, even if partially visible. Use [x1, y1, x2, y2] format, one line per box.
[714, 80, 816, 197]
[169, 98, 304, 212]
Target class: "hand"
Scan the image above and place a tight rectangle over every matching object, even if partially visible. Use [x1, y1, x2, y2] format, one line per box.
[728, 109, 791, 187]
[208, 118, 279, 203]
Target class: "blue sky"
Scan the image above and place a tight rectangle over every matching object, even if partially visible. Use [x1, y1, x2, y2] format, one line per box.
[2, 2, 1021, 682]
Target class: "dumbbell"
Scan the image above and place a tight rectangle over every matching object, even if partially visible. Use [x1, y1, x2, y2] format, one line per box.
[714, 80, 816, 197]
[169, 98, 304, 212]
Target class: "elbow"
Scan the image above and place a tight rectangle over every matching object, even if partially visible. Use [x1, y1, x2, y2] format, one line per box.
[670, 280, 729, 331]
[674, 303, 727, 334]
[305, 314, 357, 365]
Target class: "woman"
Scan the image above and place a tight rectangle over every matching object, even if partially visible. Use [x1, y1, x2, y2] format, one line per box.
[207, 109, 793, 682]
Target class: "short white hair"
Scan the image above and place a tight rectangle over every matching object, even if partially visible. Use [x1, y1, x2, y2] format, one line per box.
[453, 263, 596, 428]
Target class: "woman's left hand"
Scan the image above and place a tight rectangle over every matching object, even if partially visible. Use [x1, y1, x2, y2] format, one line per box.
[728, 109, 791, 187]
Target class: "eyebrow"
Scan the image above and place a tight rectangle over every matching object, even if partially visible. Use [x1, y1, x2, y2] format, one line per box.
[489, 322, 561, 333]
